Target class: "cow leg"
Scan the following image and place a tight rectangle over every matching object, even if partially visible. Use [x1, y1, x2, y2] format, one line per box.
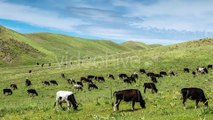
[195, 100, 199, 109]
[114, 99, 121, 111]
[132, 100, 135, 110]
[183, 98, 187, 109]
[144, 88, 146, 93]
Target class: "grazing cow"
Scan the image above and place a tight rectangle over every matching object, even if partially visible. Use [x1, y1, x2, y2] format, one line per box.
[181, 87, 208, 109]
[67, 79, 76, 84]
[50, 80, 58, 85]
[3, 89, 13, 95]
[76, 81, 83, 87]
[29, 70, 32, 73]
[154, 74, 162, 78]
[118, 73, 128, 79]
[123, 77, 136, 84]
[27, 89, 38, 96]
[87, 75, 95, 80]
[192, 71, 196, 77]
[108, 74, 115, 80]
[146, 72, 155, 77]
[95, 76, 105, 82]
[113, 89, 146, 111]
[207, 64, 212, 69]
[25, 79, 32, 87]
[143, 83, 158, 93]
[169, 71, 175, 76]
[88, 83, 98, 90]
[41, 63, 44, 67]
[74, 84, 83, 91]
[139, 69, 146, 74]
[197, 67, 208, 74]
[131, 72, 138, 79]
[160, 71, 167, 76]
[36, 62, 39, 65]
[184, 68, 190, 73]
[42, 81, 50, 86]
[61, 73, 65, 79]
[10, 84, 18, 90]
[150, 76, 158, 83]
[54, 91, 78, 110]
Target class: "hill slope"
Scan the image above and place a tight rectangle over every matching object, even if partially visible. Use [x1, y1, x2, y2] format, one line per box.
[0, 26, 47, 66]
[121, 41, 161, 50]
[26, 33, 131, 59]
[0, 26, 153, 66]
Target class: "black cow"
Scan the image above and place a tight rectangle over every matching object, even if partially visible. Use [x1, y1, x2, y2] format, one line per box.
[25, 79, 32, 87]
[118, 73, 128, 79]
[42, 81, 50, 86]
[36, 62, 39, 65]
[131, 73, 138, 79]
[95, 76, 105, 82]
[150, 76, 158, 83]
[61, 73, 65, 79]
[154, 74, 162, 78]
[77, 81, 83, 87]
[192, 71, 196, 77]
[87, 75, 95, 80]
[160, 71, 167, 76]
[143, 83, 158, 93]
[3, 89, 13, 95]
[146, 72, 155, 77]
[169, 71, 175, 76]
[139, 69, 146, 74]
[108, 74, 115, 80]
[67, 79, 76, 84]
[88, 83, 98, 90]
[113, 89, 146, 111]
[29, 70, 32, 73]
[181, 87, 208, 109]
[27, 89, 38, 96]
[123, 77, 136, 84]
[50, 80, 58, 85]
[41, 63, 44, 67]
[10, 84, 18, 90]
[184, 68, 190, 73]
[207, 64, 212, 69]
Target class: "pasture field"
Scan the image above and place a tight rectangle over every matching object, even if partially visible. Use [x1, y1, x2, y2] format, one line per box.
[0, 39, 213, 120]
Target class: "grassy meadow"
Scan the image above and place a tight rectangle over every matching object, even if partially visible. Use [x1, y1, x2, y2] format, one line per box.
[0, 38, 213, 120]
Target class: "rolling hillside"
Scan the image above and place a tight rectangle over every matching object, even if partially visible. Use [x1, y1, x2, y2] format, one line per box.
[0, 25, 158, 66]
[0, 26, 46, 66]
[121, 41, 161, 50]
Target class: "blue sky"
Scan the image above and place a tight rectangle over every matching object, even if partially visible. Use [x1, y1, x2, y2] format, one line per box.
[0, 0, 213, 44]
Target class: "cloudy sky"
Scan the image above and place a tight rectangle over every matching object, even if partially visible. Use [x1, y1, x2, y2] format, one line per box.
[0, 0, 213, 44]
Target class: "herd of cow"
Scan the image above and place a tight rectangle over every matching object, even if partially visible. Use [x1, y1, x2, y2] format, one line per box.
[2, 63, 212, 112]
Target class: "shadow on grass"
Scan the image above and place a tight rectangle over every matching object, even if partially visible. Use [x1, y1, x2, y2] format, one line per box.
[117, 108, 141, 112]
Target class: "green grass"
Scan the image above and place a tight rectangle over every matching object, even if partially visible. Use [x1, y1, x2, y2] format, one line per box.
[0, 38, 212, 120]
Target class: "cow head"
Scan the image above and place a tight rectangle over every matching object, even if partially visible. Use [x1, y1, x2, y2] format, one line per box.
[203, 99, 208, 107]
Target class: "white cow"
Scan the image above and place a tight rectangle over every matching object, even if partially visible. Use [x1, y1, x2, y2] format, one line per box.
[54, 91, 78, 110]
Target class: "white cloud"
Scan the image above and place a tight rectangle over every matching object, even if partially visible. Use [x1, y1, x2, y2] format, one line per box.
[0, 1, 88, 32]
[113, 0, 213, 32]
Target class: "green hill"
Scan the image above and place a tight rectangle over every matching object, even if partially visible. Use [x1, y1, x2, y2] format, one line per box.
[0, 26, 48, 66]
[121, 41, 161, 50]
[26, 33, 131, 59]
[0, 26, 154, 66]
